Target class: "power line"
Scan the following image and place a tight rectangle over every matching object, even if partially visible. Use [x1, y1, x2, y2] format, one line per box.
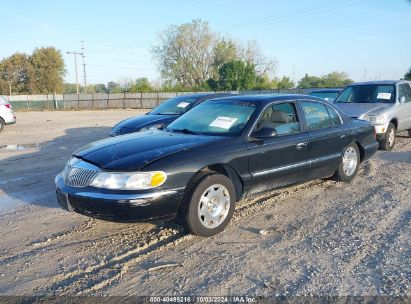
[225, 0, 369, 31]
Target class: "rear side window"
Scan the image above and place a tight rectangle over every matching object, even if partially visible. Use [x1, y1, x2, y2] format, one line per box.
[398, 84, 408, 102]
[402, 84, 411, 102]
[301, 101, 332, 130]
[326, 105, 342, 126]
[256, 102, 300, 135]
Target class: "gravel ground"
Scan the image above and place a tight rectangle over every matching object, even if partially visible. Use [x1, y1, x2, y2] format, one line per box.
[0, 110, 409, 299]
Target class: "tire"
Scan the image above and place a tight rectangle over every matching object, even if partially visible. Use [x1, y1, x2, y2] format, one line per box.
[379, 123, 396, 151]
[184, 173, 236, 237]
[0, 118, 4, 133]
[408, 129, 411, 138]
[334, 143, 360, 182]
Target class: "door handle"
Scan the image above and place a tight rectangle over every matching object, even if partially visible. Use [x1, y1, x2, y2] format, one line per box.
[296, 142, 307, 150]
[340, 134, 347, 140]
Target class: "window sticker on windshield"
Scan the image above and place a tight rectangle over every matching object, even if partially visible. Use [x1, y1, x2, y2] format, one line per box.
[209, 116, 238, 129]
[177, 102, 190, 108]
[377, 92, 391, 100]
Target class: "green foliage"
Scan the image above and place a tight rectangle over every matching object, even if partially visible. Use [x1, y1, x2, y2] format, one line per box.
[0, 47, 65, 94]
[30, 47, 65, 93]
[404, 67, 411, 81]
[152, 19, 217, 88]
[130, 78, 153, 93]
[217, 60, 257, 91]
[94, 84, 108, 93]
[278, 76, 295, 89]
[0, 53, 35, 94]
[63, 83, 79, 94]
[298, 71, 352, 88]
[107, 81, 123, 93]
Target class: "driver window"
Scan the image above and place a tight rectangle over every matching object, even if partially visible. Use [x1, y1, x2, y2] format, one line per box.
[256, 102, 300, 135]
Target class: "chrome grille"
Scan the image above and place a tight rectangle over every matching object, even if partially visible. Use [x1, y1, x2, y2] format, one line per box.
[64, 167, 98, 187]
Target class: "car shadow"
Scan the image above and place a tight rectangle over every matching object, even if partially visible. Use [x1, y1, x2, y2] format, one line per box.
[377, 151, 411, 164]
[0, 126, 112, 211]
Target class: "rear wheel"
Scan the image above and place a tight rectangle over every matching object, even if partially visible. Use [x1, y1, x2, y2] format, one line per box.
[334, 143, 360, 182]
[0, 118, 4, 132]
[184, 174, 235, 237]
[408, 129, 411, 138]
[379, 123, 396, 151]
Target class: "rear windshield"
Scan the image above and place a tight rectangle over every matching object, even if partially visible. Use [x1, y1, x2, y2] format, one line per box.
[150, 96, 199, 115]
[309, 92, 340, 102]
[335, 85, 395, 104]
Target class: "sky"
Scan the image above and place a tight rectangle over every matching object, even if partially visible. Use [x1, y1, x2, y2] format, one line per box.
[1, 0, 410, 85]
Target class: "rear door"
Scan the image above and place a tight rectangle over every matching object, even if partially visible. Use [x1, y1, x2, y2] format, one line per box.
[299, 100, 350, 177]
[399, 83, 411, 130]
[247, 101, 310, 193]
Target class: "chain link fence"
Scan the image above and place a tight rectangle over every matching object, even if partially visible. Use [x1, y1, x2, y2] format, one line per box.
[4, 88, 340, 111]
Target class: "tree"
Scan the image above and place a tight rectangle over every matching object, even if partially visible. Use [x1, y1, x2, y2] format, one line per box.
[63, 83, 79, 94]
[217, 60, 257, 91]
[277, 76, 295, 89]
[0, 53, 35, 94]
[241, 40, 277, 76]
[321, 71, 353, 87]
[298, 74, 323, 88]
[94, 84, 107, 93]
[30, 47, 65, 93]
[211, 39, 238, 77]
[130, 78, 153, 93]
[404, 67, 411, 81]
[152, 19, 218, 88]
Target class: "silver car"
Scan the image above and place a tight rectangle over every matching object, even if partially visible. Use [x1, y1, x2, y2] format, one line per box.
[334, 80, 411, 150]
[0, 96, 16, 132]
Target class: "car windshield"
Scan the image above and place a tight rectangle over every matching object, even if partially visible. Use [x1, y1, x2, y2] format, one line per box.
[335, 85, 395, 104]
[150, 96, 199, 115]
[309, 92, 340, 101]
[167, 100, 256, 136]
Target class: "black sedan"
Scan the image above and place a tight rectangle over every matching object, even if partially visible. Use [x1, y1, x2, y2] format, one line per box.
[55, 94, 378, 236]
[110, 93, 231, 136]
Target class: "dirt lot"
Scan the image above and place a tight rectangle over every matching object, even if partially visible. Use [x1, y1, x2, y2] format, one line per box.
[0, 110, 410, 298]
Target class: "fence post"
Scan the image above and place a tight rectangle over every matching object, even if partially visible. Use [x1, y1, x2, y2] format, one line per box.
[156, 92, 160, 106]
[123, 92, 126, 109]
[107, 93, 110, 109]
[92, 93, 95, 110]
[53, 92, 57, 110]
[77, 93, 80, 110]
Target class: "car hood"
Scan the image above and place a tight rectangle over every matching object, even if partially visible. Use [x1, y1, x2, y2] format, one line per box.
[74, 130, 224, 171]
[334, 103, 392, 118]
[112, 114, 177, 132]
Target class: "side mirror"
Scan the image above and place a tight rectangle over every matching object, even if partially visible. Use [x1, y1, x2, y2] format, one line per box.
[399, 96, 406, 104]
[252, 127, 278, 139]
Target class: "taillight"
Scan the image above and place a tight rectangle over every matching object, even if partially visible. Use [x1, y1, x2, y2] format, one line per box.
[4, 104, 11, 109]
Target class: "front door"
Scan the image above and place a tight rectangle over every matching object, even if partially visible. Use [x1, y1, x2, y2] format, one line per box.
[247, 101, 311, 194]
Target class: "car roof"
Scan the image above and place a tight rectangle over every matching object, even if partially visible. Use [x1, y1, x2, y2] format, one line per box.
[207, 94, 325, 106]
[348, 80, 409, 86]
[309, 89, 342, 93]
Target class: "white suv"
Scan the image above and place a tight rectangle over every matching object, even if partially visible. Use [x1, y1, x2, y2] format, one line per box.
[0, 96, 16, 132]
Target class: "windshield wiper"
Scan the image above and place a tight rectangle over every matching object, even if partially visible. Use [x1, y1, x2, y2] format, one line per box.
[170, 128, 199, 135]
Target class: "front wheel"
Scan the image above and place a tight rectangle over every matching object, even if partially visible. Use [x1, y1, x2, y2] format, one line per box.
[379, 123, 396, 151]
[184, 174, 236, 237]
[334, 143, 360, 182]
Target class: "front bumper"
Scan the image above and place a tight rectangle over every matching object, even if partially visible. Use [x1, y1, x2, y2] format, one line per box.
[55, 173, 185, 222]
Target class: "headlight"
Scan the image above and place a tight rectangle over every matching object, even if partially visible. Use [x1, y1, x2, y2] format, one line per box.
[140, 123, 165, 131]
[362, 115, 386, 125]
[89, 171, 167, 190]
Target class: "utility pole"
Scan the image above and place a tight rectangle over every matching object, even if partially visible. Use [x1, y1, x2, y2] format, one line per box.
[67, 51, 82, 94]
[292, 65, 296, 84]
[81, 41, 87, 93]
